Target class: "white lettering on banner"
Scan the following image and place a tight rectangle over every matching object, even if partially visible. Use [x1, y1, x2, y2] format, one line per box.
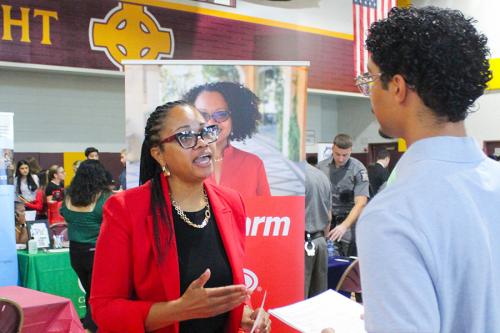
[246, 216, 290, 237]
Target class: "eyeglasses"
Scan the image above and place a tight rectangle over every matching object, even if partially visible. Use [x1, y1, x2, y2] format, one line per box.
[354, 72, 383, 96]
[199, 110, 231, 123]
[160, 125, 220, 149]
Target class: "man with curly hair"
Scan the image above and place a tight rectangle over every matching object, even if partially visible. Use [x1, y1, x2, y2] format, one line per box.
[355, 6, 500, 332]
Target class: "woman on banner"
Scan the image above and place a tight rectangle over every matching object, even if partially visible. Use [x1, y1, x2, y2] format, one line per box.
[90, 101, 271, 333]
[60, 159, 112, 333]
[184, 82, 271, 198]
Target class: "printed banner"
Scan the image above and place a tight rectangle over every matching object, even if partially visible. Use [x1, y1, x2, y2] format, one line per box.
[125, 60, 307, 332]
[0, 112, 17, 286]
[0, 0, 354, 91]
[244, 196, 304, 333]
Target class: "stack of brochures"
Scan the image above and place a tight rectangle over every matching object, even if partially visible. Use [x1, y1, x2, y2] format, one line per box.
[269, 289, 366, 333]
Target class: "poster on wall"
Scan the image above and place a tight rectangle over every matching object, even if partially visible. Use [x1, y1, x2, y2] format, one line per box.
[124, 60, 308, 332]
[0, 112, 18, 286]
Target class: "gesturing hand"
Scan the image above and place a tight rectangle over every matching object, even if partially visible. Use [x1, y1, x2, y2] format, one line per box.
[179, 269, 250, 320]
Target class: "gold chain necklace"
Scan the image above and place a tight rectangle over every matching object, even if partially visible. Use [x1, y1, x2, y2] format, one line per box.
[171, 189, 211, 229]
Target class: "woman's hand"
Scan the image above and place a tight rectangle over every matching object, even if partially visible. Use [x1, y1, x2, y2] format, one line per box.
[240, 304, 271, 332]
[179, 269, 250, 321]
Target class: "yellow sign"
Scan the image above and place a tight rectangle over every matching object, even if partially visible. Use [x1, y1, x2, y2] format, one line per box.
[487, 58, 500, 90]
[63, 152, 86, 186]
[397, 138, 407, 152]
[89, 3, 174, 70]
[1, 4, 58, 45]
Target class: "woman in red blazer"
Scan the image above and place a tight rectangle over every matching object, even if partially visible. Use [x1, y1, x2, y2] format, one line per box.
[90, 101, 270, 333]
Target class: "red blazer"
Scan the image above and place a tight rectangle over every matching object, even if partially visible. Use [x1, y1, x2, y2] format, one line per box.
[90, 176, 247, 333]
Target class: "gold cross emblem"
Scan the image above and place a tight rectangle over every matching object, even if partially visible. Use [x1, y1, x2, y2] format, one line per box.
[89, 3, 174, 70]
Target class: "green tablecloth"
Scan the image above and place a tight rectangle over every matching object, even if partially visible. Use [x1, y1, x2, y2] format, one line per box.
[17, 249, 86, 318]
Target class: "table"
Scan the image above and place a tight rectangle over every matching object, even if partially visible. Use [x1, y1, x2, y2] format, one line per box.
[17, 250, 86, 318]
[0, 285, 84, 332]
[327, 256, 352, 290]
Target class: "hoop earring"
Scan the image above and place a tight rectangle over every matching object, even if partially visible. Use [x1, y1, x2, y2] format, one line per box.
[162, 165, 171, 177]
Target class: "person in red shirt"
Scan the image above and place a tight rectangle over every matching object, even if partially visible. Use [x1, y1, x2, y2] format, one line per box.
[184, 82, 271, 198]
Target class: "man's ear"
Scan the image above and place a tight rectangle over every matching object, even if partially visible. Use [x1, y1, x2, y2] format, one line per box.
[392, 74, 409, 103]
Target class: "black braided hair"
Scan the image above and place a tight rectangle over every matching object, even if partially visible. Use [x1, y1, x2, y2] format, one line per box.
[183, 81, 261, 142]
[15, 160, 38, 194]
[139, 100, 191, 261]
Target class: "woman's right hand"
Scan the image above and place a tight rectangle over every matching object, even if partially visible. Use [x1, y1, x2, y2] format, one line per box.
[179, 268, 250, 320]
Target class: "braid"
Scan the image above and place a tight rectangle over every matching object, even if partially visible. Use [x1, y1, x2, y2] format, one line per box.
[139, 100, 191, 261]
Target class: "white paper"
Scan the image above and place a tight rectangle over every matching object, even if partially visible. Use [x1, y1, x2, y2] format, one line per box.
[24, 210, 36, 221]
[269, 289, 366, 333]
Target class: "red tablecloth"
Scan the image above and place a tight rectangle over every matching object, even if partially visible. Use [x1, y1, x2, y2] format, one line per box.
[0, 286, 84, 333]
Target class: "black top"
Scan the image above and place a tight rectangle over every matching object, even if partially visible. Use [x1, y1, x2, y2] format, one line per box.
[173, 205, 232, 333]
[45, 181, 64, 201]
[367, 163, 389, 196]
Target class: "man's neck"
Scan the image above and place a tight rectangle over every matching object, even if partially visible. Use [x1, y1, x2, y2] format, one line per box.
[402, 105, 467, 147]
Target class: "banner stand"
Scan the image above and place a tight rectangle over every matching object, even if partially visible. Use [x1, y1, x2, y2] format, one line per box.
[0, 112, 17, 286]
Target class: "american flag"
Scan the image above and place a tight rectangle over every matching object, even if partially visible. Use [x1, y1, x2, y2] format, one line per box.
[353, 0, 396, 78]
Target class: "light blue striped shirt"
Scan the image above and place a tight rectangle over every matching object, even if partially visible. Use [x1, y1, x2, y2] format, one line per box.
[358, 136, 500, 333]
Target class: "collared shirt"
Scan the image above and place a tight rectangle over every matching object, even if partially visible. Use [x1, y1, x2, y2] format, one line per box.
[358, 136, 500, 333]
[317, 156, 369, 215]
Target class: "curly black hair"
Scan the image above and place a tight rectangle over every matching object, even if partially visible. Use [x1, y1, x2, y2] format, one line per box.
[366, 6, 492, 122]
[66, 160, 110, 207]
[183, 81, 261, 141]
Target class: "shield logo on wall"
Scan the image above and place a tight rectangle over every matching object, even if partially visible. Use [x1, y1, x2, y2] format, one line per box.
[89, 3, 174, 70]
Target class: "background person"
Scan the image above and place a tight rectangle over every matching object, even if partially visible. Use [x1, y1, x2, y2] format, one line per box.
[90, 101, 270, 333]
[317, 134, 369, 256]
[72, 160, 82, 174]
[356, 6, 500, 332]
[84, 147, 99, 160]
[15, 160, 39, 205]
[366, 149, 390, 196]
[304, 162, 332, 298]
[45, 165, 65, 202]
[118, 148, 127, 190]
[60, 159, 112, 333]
[15, 202, 29, 244]
[184, 82, 271, 198]
[26, 156, 42, 175]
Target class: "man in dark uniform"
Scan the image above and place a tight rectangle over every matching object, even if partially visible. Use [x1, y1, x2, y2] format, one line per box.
[304, 162, 332, 298]
[317, 134, 369, 256]
[367, 149, 390, 196]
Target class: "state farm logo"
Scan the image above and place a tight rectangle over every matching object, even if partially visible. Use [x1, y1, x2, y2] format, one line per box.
[243, 268, 259, 292]
[89, 3, 174, 70]
[246, 216, 290, 236]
